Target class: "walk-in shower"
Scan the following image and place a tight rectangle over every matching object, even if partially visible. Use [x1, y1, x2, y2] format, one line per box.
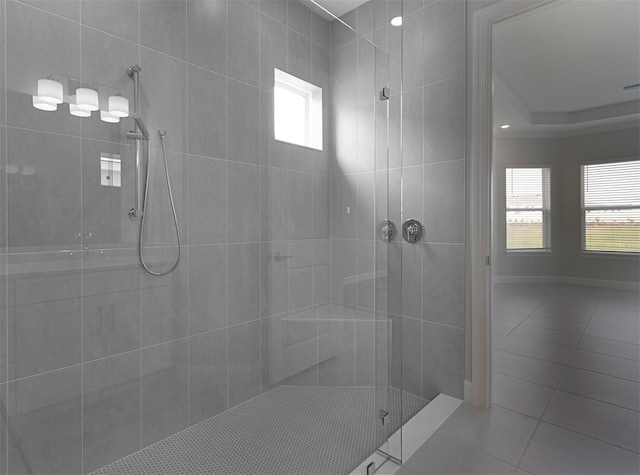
[0, 0, 467, 473]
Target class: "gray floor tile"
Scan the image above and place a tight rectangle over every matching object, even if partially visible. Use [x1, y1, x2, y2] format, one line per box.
[521, 422, 640, 475]
[559, 367, 640, 412]
[437, 404, 538, 466]
[578, 335, 640, 361]
[584, 325, 640, 345]
[492, 308, 530, 325]
[493, 373, 554, 418]
[493, 350, 565, 388]
[511, 324, 580, 348]
[593, 305, 640, 322]
[543, 391, 640, 453]
[524, 315, 587, 334]
[531, 306, 591, 322]
[570, 349, 640, 382]
[396, 430, 516, 475]
[492, 321, 519, 345]
[535, 301, 595, 316]
[589, 316, 640, 333]
[495, 335, 573, 364]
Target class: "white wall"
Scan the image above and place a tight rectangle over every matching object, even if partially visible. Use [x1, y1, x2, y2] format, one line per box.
[492, 126, 640, 285]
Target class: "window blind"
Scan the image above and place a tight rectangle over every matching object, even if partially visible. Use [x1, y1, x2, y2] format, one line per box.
[582, 160, 640, 253]
[505, 167, 551, 250]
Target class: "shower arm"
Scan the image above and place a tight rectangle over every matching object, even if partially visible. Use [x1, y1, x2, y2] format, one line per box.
[127, 64, 148, 220]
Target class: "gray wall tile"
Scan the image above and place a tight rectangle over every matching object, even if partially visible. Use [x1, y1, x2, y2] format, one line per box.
[288, 0, 311, 38]
[188, 65, 227, 159]
[319, 320, 355, 386]
[189, 329, 228, 424]
[188, 156, 227, 245]
[228, 80, 260, 164]
[261, 242, 288, 317]
[140, 255, 188, 346]
[6, 366, 82, 474]
[423, 0, 465, 85]
[228, 162, 260, 242]
[83, 258, 141, 361]
[288, 31, 312, 83]
[228, 320, 261, 406]
[140, 47, 187, 152]
[187, 0, 226, 74]
[423, 75, 465, 163]
[287, 171, 313, 239]
[423, 243, 465, 327]
[189, 244, 228, 334]
[228, 243, 260, 326]
[260, 13, 288, 91]
[261, 0, 288, 24]
[228, 0, 259, 86]
[422, 321, 464, 399]
[141, 0, 186, 59]
[81, 0, 140, 43]
[141, 339, 189, 446]
[423, 159, 465, 243]
[21, 0, 79, 20]
[83, 352, 141, 473]
[6, 127, 81, 251]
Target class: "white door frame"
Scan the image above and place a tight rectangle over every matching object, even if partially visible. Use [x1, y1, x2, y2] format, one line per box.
[468, 0, 558, 408]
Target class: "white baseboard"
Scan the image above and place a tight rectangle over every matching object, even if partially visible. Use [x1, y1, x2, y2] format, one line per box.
[492, 275, 640, 291]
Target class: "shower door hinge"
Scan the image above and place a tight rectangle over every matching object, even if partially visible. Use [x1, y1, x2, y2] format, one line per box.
[379, 87, 390, 101]
[378, 409, 389, 425]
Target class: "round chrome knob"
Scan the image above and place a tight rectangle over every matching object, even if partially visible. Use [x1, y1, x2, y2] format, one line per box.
[402, 219, 424, 243]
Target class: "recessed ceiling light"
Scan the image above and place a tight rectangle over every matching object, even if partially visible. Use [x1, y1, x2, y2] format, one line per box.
[391, 16, 402, 27]
[500, 124, 511, 129]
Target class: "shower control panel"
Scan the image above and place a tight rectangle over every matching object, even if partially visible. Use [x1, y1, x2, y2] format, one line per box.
[377, 219, 397, 242]
[402, 219, 424, 243]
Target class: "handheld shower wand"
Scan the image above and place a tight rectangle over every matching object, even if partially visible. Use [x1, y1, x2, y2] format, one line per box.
[127, 65, 181, 276]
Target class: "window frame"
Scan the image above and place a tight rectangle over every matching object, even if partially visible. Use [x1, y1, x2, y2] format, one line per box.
[580, 157, 640, 256]
[273, 68, 323, 151]
[504, 165, 552, 253]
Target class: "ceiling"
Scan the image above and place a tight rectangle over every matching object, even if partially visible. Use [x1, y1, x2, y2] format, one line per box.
[301, 0, 369, 21]
[493, 0, 640, 137]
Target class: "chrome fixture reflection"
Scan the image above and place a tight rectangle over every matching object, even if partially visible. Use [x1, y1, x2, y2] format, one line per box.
[274, 252, 294, 261]
[402, 219, 424, 243]
[127, 65, 181, 276]
[377, 219, 397, 242]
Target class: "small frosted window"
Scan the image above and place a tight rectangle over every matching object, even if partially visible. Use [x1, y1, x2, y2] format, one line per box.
[274, 69, 322, 150]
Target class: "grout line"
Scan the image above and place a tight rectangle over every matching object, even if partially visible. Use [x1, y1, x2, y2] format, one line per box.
[514, 296, 598, 471]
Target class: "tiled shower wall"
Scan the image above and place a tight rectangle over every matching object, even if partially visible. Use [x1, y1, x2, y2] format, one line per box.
[0, 1, 332, 473]
[329, 0, 466, 401]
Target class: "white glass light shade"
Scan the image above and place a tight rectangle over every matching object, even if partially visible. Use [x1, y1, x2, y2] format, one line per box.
[100, 110, 120, 123]
[37, 79, 63, 104]
[108, 95, 129, 118]
[32, 95, 57, 111]
[390, 16, 402, 26]
[75, 88, 99, 112]
[69, 103, 91, 117]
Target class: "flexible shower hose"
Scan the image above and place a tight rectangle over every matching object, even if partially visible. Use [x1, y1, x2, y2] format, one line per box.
[139, 129, 181, 276]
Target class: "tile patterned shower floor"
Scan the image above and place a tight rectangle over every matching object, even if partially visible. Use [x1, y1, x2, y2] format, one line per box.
[93, 386, 428, 475]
